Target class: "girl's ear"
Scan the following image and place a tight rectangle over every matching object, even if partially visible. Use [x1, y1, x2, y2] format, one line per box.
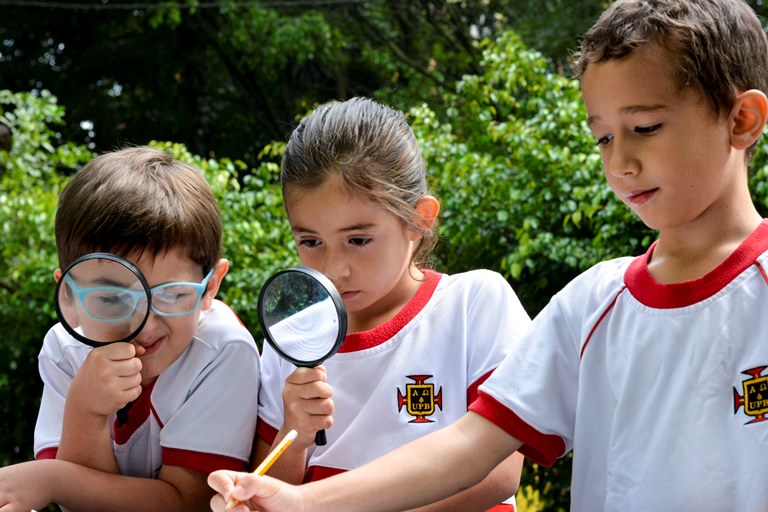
[54, 268, 62, 283]
[730, 89, 768, 150]
[201, 259, 229, 310]
[410, 195, 440, 240]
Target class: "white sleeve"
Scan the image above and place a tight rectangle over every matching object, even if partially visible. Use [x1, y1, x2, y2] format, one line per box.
[34, 325, 91, 457]
[464, 270, 532, 389]
[256, 340, 293, 443]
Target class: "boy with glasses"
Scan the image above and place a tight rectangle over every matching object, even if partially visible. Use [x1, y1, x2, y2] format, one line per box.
[0, 146, 260, 511]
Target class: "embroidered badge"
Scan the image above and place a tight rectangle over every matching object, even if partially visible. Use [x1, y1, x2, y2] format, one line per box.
[733, 365, 768, 424]
[397, 375, 443, 423]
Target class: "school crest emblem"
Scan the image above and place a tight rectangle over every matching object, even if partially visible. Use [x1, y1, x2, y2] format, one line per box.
[733, 365, 768, 424]
[397, 375, 443, 423]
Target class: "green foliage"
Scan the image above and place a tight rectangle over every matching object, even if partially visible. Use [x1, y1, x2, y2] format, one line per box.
[7, 21, 768, 509]
[408, 31, 653, 509]
[0, 89, 92, 465]
[411, 31, 653, 317]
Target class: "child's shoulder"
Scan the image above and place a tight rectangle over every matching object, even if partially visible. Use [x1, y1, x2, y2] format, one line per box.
[557, 255, 636, 304]
[40, 322, 92, 367]
[436, 268, 526, 310]
[439, 267, 511, 292]
[193, 299, 258, 353]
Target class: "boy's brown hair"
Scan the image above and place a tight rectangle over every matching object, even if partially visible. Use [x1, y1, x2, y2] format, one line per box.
[573, 0, 768, 123]
[55, 146, 222, 272]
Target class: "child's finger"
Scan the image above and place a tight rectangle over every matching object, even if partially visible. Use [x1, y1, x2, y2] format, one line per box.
[286, 366, 327, 385]
[208, 470, 236, 495]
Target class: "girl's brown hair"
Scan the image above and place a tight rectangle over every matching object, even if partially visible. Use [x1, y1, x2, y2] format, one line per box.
[281, 97, 438, 267]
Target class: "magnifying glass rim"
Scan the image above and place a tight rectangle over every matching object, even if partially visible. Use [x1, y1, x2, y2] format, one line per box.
[54, 252, 152, 347]
[257, 266, 348, 367]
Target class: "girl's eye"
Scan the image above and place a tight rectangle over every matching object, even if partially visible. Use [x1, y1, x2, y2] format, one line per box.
[635, 123, 661, 135]
[595, 134, 613, 147]
[298, 239, 321, 248]
[349, 237, 372, 247]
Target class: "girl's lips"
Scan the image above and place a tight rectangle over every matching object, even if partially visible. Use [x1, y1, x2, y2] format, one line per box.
[340, 290, 359, 301]
[626, 188, 658, 206]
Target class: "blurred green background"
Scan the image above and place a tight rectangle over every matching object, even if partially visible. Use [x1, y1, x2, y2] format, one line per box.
[3, 1, 768, 509]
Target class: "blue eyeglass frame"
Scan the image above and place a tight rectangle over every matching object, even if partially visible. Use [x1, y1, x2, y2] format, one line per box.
[65, 268, 215, 322]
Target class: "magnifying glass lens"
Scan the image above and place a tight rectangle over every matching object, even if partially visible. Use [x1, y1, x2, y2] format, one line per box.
[260, 269, 346, 366]
[258, 267, 347, 447]
[56, 254, 151, 346]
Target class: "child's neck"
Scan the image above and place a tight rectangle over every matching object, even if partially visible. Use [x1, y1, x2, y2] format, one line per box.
[347, 266, 424, 334]
[648, 211, 763, 284]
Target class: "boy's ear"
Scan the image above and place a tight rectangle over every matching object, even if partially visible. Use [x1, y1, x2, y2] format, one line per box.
[54, 268, 62, 283]
[730, 89, 768, 149]
[410, 195, 440, 241]
[201, 258, 229, 310]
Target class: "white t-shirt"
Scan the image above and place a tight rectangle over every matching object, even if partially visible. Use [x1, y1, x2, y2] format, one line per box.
[35, 299, 261, 477]
[258, 269, 531, 507]
[471, 220, 768, 511]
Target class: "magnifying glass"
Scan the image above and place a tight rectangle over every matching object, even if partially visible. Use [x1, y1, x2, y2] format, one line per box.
[258, 266, 347, 446]
[54, 252, 151, 423]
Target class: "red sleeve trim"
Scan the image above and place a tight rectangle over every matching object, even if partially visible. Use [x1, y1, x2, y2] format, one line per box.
[469, 391, 566, 467]
[163, 447, 247, 473]
[256, 418, 279, 446]
[467, 369, 494, 405]
[486, 505, 516, 512]
[35, 447, 58, 460]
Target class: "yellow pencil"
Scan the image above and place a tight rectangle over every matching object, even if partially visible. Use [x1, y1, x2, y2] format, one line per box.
[225, 429, 298, 510]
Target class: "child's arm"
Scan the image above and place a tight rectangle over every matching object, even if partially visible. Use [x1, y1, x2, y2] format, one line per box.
[0, 459, 213, 512]
[254, 366, 333, 484]
[210, 412, 523, 512]
[56, 342, 143, 473]
[404, 452, 524, 512]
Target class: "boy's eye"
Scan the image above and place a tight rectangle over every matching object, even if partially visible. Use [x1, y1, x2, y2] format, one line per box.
[153, 290, 185, 304]
[635, 123, 661, 135]
[298, 239, 321, 248]
[595, 134, 613, 147]
[349, 237, 371, 246]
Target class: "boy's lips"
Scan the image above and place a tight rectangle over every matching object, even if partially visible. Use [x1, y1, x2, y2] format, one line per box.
[134, 336, 163, 356]
[626, 188, 658, 206]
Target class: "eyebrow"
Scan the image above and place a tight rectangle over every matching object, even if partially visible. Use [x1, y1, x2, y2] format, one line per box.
[291, 223, 377, 234]
[587, 104, 670, 127]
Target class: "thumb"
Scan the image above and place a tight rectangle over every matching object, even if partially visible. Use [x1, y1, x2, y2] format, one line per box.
[231, 474, 285, 502]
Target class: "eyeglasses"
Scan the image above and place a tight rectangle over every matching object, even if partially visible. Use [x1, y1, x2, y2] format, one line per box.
[64, 269, 214, 322]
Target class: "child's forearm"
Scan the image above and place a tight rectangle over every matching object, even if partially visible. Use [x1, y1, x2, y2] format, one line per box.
[57, 401, 119, 474]
[303, 413, 521, 512]
[404, 451, 524, 512]
[8, 459, 212, 512]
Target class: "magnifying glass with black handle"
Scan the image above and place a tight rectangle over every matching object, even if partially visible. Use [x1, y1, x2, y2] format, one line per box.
[257, 266, 347, 446]
[55, 252, 151, 425]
